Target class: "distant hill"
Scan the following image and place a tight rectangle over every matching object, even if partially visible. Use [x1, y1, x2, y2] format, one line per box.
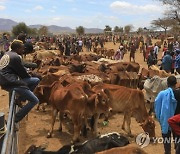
[0, 18, 18, 31]
[0, 18, 103, 34]
[85, 28, 103, 34]
[29, 24, 75, 34]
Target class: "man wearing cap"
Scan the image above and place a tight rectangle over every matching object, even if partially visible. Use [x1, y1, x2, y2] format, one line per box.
[0, 40, 39, 123]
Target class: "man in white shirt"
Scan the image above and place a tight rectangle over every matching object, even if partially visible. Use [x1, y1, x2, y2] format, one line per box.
[154, 43, 159, 63]
[78, 39, 83, 52]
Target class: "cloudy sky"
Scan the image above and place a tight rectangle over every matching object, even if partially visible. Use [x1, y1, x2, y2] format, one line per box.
[0, 0, 167, 29]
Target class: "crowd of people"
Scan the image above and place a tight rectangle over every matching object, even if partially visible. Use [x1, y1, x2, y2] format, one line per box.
[112, 34, 180, 75]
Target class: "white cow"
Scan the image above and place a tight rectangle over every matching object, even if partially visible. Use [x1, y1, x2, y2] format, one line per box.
[143, 75, 180, 114]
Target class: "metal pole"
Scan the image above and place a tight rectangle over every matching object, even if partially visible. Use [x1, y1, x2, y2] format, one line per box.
[0, 112, 5, 152]
[1, 90, 15, 154]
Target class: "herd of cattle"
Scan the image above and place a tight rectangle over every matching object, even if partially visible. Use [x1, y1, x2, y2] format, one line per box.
[24, 47, 179, 153]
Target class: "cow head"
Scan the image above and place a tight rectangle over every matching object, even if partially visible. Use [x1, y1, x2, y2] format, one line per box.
[34, 85, 52, 104]
[140, 116, 155, 138]
[40, 73, 59, 85]
[95, 90, 112, 113]
[24, 145, 46, 154]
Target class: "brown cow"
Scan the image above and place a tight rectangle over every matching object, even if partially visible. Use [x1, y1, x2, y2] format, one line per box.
[47, 81, 88, 142]
[106, 49, 115, 59]
[140, 67, 170, 80]
[36, 80, 111, 142]
[126, 62, 140, 73]
[118, 71, 139, 89]
[96, 145, 147, 154]
[68, 63, 86, 73]
[108, 62, 140, 73]
[92, 83, 155, 138]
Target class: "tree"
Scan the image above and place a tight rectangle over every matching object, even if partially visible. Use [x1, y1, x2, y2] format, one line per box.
[113, 26, 123, 33]
[119, 27, 124, 33]
[137, 27, 144, 34]
[114, 26, 119, 33]
[12, 22, 30, 37]
[158, 0, 180, 24]
[28, 28, 38, 36]
[76, 26, 85, 35]
[104, 25, 112, 32]
[124, 25, 133, 34]
[38, 26, 49, 36]
[170, 21, 180, 37]
[151, 18, 173, 36]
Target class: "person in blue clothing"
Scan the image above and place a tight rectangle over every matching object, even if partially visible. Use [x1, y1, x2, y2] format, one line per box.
[162, 51, 173, 73]
[155, 76, 177, 154]
[174, 49, 180, 74]
[0, 40, 39, 123]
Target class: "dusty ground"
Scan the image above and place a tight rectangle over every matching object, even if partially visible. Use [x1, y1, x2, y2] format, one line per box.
[0, 40, 176, 154]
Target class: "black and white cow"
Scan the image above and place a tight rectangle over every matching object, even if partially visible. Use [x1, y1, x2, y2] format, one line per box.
[25, 132, 129, 154]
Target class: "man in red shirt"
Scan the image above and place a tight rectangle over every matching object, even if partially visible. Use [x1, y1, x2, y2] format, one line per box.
[168, 114, 180, 154]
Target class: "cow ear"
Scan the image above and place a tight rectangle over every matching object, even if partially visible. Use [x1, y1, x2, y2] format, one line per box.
[95, 94, 100, 109]
[103, 89, 110, 96]
[39, 86, 44, 95]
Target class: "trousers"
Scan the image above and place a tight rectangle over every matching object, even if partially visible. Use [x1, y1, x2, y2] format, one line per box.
[11, 77, 40, 123]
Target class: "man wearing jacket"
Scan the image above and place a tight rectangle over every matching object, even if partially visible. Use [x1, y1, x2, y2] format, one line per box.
[155, 76, 177, 154]
[0, 40, 39, 123]
[162, 51, 173, 73]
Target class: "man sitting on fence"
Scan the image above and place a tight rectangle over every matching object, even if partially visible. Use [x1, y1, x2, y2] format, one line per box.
[0, 40, 39, 123]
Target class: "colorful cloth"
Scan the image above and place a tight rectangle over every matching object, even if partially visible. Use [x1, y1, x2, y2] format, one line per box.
[168, 114, 180, 136]
[155, 88, 177, 134]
